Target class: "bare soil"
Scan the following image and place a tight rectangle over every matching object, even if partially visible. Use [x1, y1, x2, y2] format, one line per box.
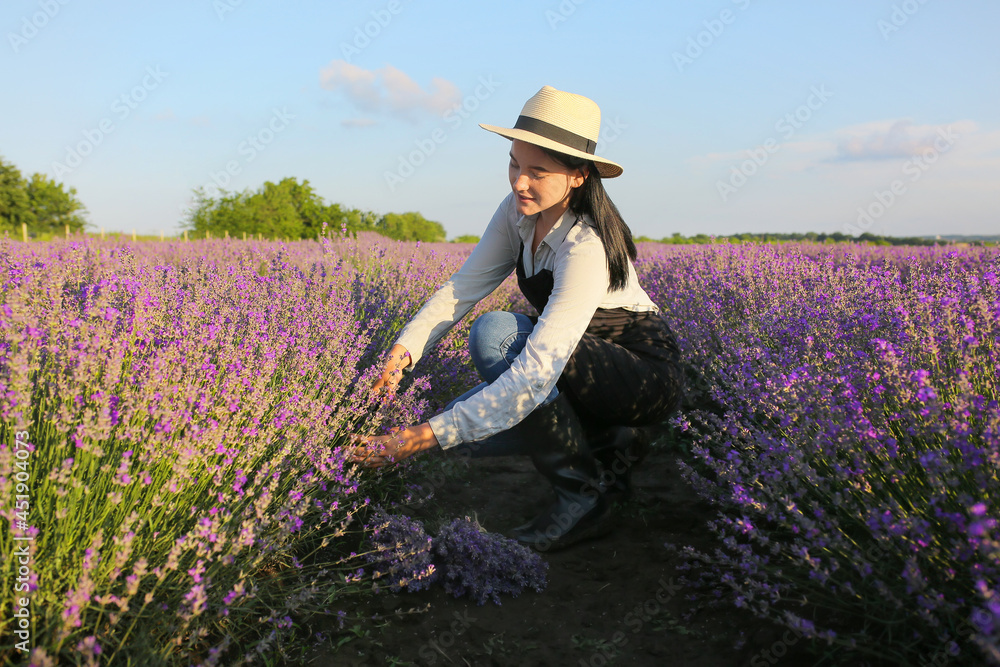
[296, 436, 822, 667]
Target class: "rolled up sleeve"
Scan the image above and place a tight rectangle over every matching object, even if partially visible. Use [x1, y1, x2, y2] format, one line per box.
[429, 234, 609, 448]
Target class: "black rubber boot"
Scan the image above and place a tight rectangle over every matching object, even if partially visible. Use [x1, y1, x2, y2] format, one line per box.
[509, 394, 613, 552]
[586, 426, 652, 505]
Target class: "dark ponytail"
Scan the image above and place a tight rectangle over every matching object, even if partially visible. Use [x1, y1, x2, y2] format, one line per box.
[539, 147, 636, 291]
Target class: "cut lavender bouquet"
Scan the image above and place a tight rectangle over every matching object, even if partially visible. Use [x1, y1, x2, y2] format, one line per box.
[362, 511, 547, 605]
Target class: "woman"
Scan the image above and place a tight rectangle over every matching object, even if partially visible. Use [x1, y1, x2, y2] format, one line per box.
[350, 85, 684, 551]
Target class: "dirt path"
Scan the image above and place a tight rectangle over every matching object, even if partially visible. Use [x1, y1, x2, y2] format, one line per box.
[297, 436, 821, 667]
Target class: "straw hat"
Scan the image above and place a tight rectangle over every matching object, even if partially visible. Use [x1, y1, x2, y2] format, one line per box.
[479, 85, 623, 178]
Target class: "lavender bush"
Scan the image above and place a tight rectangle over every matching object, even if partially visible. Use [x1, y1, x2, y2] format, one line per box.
[638, 241, 1000, 665]
[5, 229, 996, 665]
[0, 232, 516, 665]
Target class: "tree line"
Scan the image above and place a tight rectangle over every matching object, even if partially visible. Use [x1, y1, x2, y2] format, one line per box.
[4, 154, 986, 247]
[182, 177, 447, 242]
[634, 231, 974, 247]
[0, 155, 448, 243]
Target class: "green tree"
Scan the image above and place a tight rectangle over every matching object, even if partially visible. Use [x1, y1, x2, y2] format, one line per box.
[0, 156, 86, 236]
[343, 208, 380, 235]
[184, 187, 254, 238]
[183, 177, 376, 240]
[0, 158, 31, 230]
[375, 211, 446, 242]
[26, 173, 88, 234]
[183, 177, 448, 241]
[451, 234, 480, 244]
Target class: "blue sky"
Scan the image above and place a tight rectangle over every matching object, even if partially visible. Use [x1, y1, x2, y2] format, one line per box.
[2, 0, 998, 239]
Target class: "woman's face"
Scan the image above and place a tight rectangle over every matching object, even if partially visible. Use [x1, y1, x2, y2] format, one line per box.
[508, 139, 588, 220]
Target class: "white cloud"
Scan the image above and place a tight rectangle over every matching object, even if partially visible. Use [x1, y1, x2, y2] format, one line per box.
[689, 118, 985, 175]
[341, 117, 377, 128]
[832, 118, 978, 161]
[687, 138, 838, 177]
[319, 60, 461, 121]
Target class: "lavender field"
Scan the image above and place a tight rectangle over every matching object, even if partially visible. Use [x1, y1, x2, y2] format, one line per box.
[1, 233, 998, 666]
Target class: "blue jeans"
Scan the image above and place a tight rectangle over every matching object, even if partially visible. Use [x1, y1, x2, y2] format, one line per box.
[445, 311, 559, 458]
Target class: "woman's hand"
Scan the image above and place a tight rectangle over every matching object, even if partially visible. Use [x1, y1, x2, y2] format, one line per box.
[371, 344, 411, 398]
[348, 423, 439, 468]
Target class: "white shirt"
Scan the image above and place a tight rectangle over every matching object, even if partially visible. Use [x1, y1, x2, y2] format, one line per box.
[394, 191, 659, 449]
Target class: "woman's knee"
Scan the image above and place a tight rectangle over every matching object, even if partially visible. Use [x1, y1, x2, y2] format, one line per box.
[470, 311, 513, 346]
[468, 311, 533, 380]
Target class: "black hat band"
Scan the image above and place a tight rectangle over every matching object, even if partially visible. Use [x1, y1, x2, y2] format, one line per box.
[513, 115, 597, 155]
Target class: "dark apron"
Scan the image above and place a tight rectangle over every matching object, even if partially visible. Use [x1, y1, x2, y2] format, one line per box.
[516, 239, 683, 428]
